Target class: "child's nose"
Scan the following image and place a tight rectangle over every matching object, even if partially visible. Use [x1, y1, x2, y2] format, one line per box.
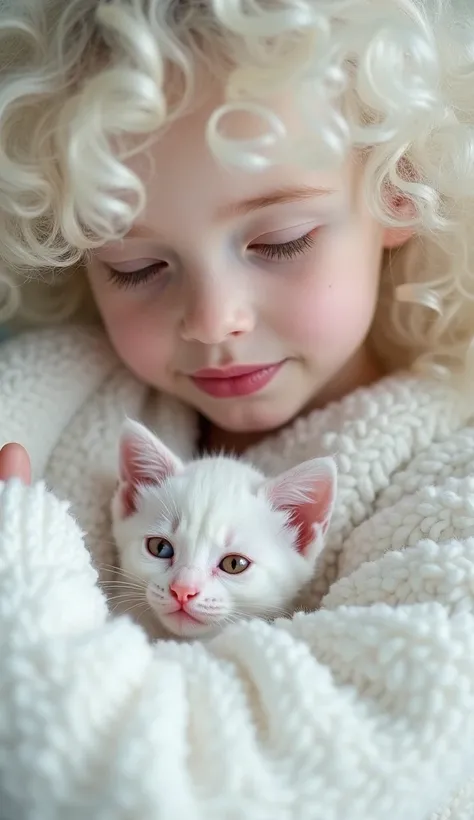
[180, 283, 255, 344]
[181, 308, 253, 345]
[170, 582, 200, 604]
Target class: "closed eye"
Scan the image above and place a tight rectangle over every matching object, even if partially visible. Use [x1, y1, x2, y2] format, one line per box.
[106, 228, 317, 291]
[108, 261, 168, 289]
[250, 230, 317, 261]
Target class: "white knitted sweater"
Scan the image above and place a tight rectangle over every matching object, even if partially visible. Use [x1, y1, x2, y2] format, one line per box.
[1, 325, 474, 820]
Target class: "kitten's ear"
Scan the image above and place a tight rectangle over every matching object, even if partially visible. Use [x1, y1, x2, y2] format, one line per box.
[118, 419, 183, 516]
[261, 457, 337, 560]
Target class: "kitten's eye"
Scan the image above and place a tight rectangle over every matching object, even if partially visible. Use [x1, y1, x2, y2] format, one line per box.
[146, 537, 174, 559]
[219, 554, 251, 574]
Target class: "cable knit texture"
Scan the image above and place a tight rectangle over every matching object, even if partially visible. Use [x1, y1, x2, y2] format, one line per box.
[1, 325, 474, 819]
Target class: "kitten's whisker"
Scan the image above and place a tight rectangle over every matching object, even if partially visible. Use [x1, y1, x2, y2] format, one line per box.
[235, 612, 290, 623]
[219, 613, 241, 627]
[107, 597, 147, 609]
[236, 602, 291, 617]
[103, 587, 147, 598]
[96, 561, 119, 573]
[97, 560, 133, 574]
[169, 503, 178, 523]
[155, 498, 171, 519]
[109, 600, 144, 613]
[100, 564, 149, 587]
[112, 567, 145, 582]
[106, 587, 143, 600]
[101, 571, 144, 581]
[102, 580, 147, 591]
[115, 601, 149, 618]
[105, 591, 145, 602]
[104, 589, 147, 598]
[162, 487, 179, 522]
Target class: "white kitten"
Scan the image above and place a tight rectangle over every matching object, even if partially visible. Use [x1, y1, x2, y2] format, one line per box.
[111, 419, 337, 639]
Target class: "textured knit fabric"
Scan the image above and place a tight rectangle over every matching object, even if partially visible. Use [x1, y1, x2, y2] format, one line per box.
[1, 325, 474, 820]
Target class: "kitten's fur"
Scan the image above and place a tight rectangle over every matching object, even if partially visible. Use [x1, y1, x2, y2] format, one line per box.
[112, 419, 337, 639]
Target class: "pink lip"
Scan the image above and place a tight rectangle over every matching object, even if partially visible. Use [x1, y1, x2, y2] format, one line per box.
[191, 362, 284, 398]
[193, 364, 275, 379]
[167, 608, 203, 624]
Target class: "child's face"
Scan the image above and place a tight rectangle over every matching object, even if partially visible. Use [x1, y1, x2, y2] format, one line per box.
[88, 89, 399, 434]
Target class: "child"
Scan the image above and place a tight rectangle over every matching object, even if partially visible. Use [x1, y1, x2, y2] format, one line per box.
[1, 0, 474, 817]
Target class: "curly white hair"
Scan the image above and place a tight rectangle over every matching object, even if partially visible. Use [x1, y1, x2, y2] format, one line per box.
[0, 0, 473, 377]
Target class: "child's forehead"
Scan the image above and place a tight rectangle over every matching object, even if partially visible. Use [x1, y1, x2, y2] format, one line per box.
[139, 88, 353, 177]
[122, 85, 354, 222]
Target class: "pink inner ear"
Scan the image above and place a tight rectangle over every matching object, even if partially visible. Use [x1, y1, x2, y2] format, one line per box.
[120, 436, 176, 486]
[118, 420, 181, 517]
[283, 507, 314, 554]
[265, 459, 336, 555]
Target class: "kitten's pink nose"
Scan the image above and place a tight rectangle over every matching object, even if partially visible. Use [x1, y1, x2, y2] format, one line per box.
[170, 582, 199, 604]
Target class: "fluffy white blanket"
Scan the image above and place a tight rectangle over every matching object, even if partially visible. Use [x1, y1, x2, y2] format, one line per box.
[1, 326, 474, 819]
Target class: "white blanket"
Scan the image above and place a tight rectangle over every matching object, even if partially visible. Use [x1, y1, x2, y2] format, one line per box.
[1, 325, 474, 820]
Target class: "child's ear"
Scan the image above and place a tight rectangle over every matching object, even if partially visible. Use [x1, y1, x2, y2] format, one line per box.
[260, 457, 337, 561]
[118, 419, 183, 516]
[382, 189, 417, 249]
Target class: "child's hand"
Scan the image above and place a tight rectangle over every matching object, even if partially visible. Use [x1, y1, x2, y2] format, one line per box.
[0, 443, 31, 484]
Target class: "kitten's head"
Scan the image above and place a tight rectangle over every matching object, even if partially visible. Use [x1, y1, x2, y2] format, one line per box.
[112, 420, 337, 639]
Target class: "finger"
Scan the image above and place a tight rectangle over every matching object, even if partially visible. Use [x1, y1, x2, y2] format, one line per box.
[0, 443, 32, 484]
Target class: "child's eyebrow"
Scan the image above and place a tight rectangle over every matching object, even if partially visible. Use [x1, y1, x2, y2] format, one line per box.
[216, 185, 335, 220]
[121, 184, 335, 242]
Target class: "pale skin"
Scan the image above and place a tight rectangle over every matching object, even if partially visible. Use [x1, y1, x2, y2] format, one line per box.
[0, 443, 31, 483]
[87, 87, 413, 452]
[1, 83, 413, 473]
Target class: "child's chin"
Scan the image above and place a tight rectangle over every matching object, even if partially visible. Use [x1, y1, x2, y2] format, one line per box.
[159, 610, 220, 639]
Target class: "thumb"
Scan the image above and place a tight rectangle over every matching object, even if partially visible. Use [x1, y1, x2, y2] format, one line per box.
[0, 443, 32, 484]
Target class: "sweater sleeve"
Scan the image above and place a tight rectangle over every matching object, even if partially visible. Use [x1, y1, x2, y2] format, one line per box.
[1, 479, 474, 820]
[0, 326, 119, 479]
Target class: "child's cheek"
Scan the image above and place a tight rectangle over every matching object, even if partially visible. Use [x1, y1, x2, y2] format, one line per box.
[104, 306, 173, 388]
[280, 273, 378, 353]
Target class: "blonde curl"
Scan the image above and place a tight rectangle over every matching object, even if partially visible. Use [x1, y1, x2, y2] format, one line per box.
[0, 0, 473, 379]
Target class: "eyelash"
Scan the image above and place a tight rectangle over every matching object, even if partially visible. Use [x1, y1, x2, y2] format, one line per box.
[251, 231, 317, 260]
[107, 265, 164, 290]
[107, 230, 317, 289]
